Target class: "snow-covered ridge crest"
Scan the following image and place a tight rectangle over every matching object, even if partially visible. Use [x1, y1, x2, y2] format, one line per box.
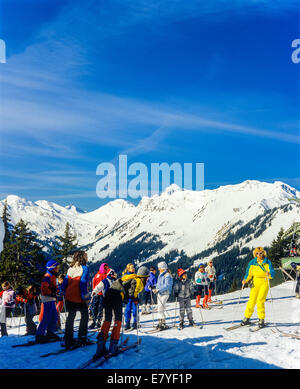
[0, 180, 299, 262]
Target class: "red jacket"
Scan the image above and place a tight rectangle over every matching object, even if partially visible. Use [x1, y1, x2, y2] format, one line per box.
[40, 272, 58, 303]
[92, 263, 110, 296]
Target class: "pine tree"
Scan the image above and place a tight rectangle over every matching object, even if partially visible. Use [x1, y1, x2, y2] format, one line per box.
[0, 219, 46, 289]
[268, 227, 290, 268]
[1, 199, 11, 245]
[52, 222, 78, 274]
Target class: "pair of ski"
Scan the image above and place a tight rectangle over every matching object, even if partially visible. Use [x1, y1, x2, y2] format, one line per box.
[40, 339, 97, 358]
[177, 324, 203, 331]
[271, 328, 300, 340]
[78, 337, 140, 369]
[224, 321, 265, 332]
[11, 338, 62, 348]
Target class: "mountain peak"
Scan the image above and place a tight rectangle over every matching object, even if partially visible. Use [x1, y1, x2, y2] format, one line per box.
[162, 184, 183, 196]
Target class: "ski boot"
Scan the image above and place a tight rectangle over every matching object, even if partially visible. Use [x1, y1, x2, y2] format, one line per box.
[93, 336, 108, 360]
[296, 294, 300, 299]
[45, 331, 61, 342]
[258, 319, 265, 329]
[178, 321, 184, 330]
[195, 296, 201, 308]
[241, 317, 250, 326]
[124, 322, 131, 331]
[131, 322, 137, 330]
[35, 334, 49, 344]
[188, 320, 195, 327]
[108, 339, 119, 355]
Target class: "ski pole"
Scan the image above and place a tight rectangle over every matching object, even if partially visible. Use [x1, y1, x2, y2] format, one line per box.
[136, 303, 140, 352]
[198, 304, 205, 327]
[150, 290, 155, 328]
[17, 303, 24, 337]
[173, 298, 178, 327]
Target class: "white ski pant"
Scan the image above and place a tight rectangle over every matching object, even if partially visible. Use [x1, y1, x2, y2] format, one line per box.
[157, 294, 169, 320]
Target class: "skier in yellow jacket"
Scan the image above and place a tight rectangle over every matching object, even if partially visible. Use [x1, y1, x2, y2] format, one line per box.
[241, 247, 275, 328]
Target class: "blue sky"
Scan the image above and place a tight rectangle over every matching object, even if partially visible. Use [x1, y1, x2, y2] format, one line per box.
[0, 0, 299, 211]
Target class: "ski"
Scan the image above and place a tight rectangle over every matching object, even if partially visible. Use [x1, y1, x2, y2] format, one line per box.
[40, 340, 97, 358]
[249, 325, 267, 332]
[208, 305, 223, 309]
[11, 338, 61, 348]
[271, 328, 300, 339]
[77, 337, 129, 369]
[143, 325, 175, 334]
[87, 340, 141, 369]
[177, 324, 203, 330]
[224, 322, 256, 331]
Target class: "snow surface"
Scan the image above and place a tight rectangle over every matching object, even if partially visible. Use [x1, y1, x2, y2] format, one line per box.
[0, 281, 299, 369]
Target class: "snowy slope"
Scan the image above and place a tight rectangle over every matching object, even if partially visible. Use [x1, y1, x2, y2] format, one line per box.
[0, 281, 299, 369]
[0, 180, 299, 264]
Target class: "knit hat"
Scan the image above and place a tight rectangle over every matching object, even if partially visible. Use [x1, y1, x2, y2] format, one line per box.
[158, 261, 168, 270]
[46, 260, 59, 271]
[177, 268, 186, 278]
[199, 263, 205, 268]
[137, 266, 150, 277]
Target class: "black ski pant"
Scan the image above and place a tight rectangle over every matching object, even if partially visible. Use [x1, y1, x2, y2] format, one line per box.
[178, 297, 193, 322]
[65, 300, 88, 343]
[99, 289, 123, 341]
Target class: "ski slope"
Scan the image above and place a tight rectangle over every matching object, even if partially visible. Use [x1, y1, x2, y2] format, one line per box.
[0, 281, 299, 369]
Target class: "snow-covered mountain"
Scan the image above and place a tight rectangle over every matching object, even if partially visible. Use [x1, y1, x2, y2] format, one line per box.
[0, 180, 299, 266]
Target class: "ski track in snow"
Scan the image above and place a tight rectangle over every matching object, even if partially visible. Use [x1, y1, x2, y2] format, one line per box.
[0, 281, 299, 369]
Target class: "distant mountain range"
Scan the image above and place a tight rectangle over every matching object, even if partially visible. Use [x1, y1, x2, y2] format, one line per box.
[0, 181, 299, 275]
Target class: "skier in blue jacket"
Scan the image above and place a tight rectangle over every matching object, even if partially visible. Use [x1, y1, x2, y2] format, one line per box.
[152, 262, 173, 330]
[141, 266, 157, 314]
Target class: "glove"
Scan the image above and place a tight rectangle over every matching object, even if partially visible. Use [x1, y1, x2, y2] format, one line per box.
[152, 288, 158, 295]
[133, 298, 139, 305]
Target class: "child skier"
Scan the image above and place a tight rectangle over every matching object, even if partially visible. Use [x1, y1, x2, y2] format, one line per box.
[89, 262, 110, 329]
[141, 266, 157, 314]
[56, 274, 65, 331]
[93, 266, 149, 360]
[291, 262, 300, 299]
[173, 268, 195, 329]
[16, 286, 38, 336]
[241, 247, 275, 328]
[152, 261, 173, 330]
[61, 250, 90, 349]
[194, 264, 210, 309]
[205, 260, 217, 303]
[35, 260, 61, 343]
[1, 281, 16, 336]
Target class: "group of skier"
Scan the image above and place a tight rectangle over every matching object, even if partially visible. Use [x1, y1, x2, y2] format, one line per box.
[0, 245, 299, 361]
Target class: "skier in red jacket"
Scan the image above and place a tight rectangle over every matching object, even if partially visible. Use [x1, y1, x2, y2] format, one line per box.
[89, 263, 110, 329]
